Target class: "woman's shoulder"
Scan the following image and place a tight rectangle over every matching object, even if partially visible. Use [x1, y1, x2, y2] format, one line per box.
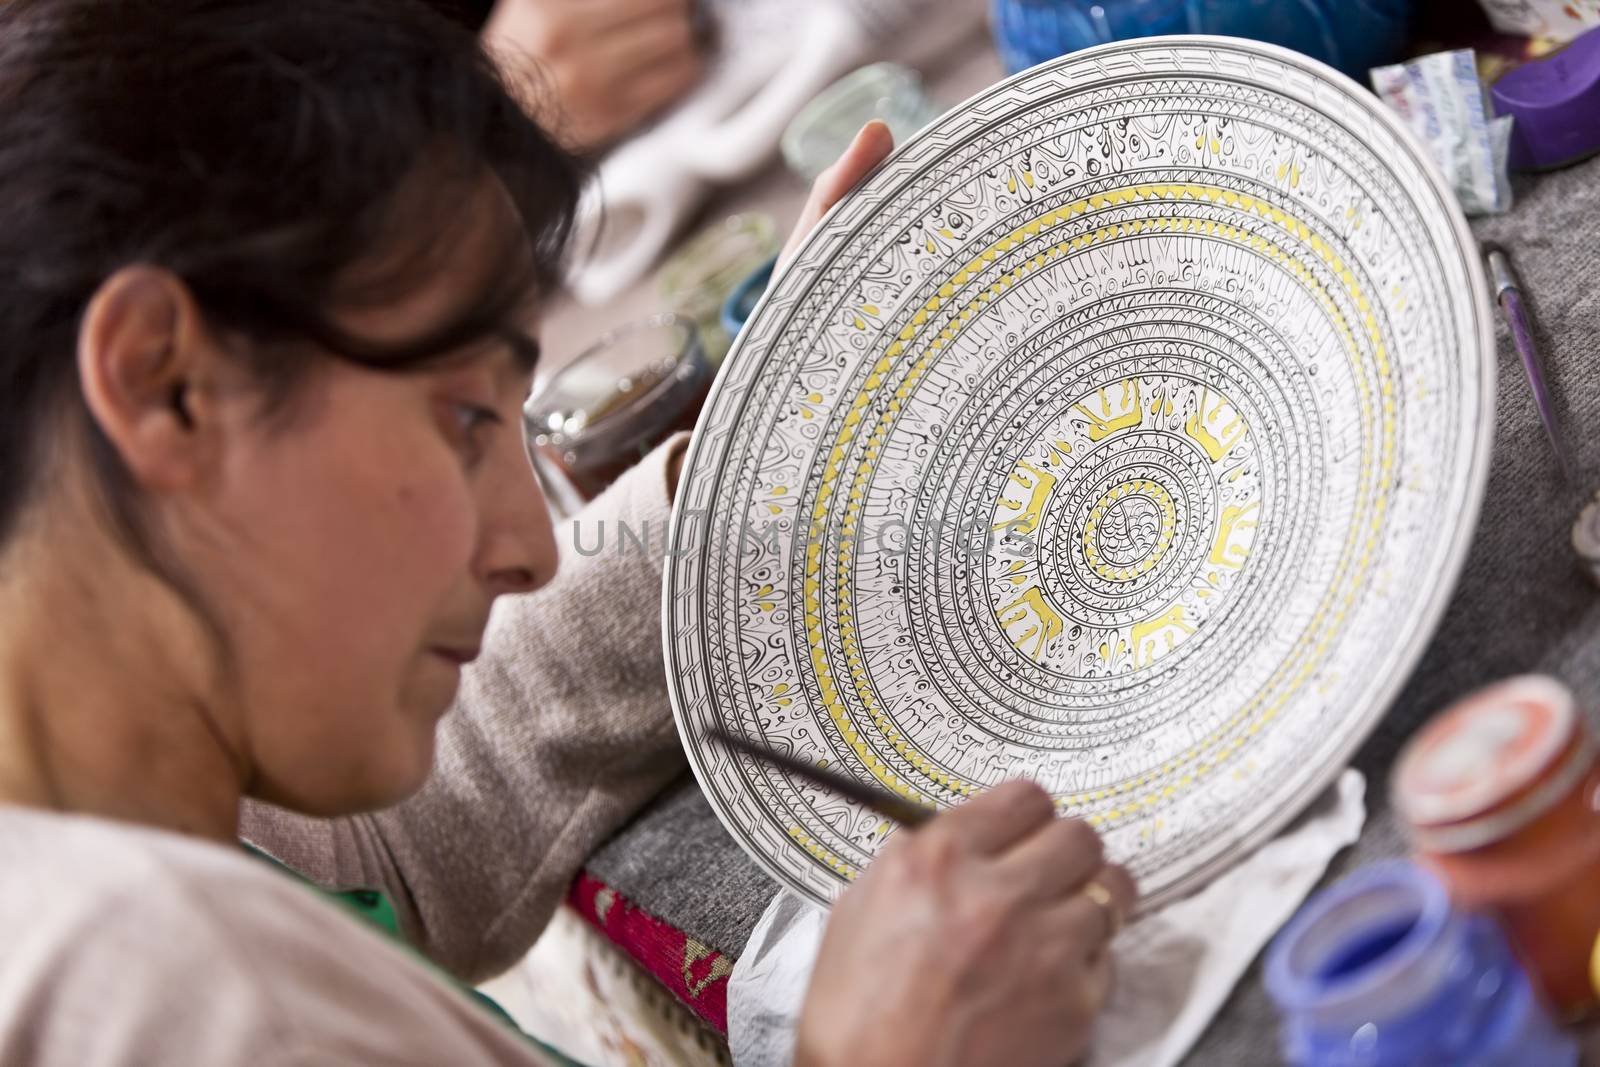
[0, 804, 413, 976]
[0, 807, 313, 1061]
[0, 806, 545, 1066]
[0, 805, 305, 925]
[0, 805, 352, 992]
[0, 803, 276, 904]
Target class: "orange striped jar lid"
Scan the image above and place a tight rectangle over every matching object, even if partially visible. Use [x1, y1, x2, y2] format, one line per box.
[1394, 675, 1590, 853]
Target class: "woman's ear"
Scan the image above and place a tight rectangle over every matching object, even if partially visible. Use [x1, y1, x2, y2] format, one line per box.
[77, 266, 224, 492]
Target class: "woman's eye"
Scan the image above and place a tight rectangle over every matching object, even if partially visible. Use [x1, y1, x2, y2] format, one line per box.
[448, 402, 502, 464]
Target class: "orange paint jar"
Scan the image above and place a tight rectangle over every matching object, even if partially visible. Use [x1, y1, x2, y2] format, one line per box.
[1393, 674, 1600, 1021]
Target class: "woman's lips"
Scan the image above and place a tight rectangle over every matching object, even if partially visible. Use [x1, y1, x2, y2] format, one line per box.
[430, 646, 480, 667]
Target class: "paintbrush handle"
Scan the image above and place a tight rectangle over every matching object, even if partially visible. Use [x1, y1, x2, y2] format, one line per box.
[1488, 248, 1570, 480]
[707, 727, 935, 827]
[1501, 287, 1572, 479]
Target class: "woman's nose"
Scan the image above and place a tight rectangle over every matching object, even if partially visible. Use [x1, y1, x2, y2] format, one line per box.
[475, 437, 558, 597]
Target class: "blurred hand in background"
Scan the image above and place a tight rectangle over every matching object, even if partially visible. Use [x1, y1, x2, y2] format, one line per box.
[484, 0, 707, 151]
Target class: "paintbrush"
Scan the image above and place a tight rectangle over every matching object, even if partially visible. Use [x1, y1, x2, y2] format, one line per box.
[706, 727, 935, 828]
[1487, 247, 1571, 480]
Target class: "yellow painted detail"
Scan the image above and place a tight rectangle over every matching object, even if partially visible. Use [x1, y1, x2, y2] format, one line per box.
[1073, 379, 1144, 440]
[1184, 385, 1248, 461]
[1131, 605, 1197, 669]
[992, 461, 1058, 537]
[1080, 479, 1179, 581]
[1208, 501, 1260, 571]
[997, 586, 1064, 661]
[787, 180, 1394, 832]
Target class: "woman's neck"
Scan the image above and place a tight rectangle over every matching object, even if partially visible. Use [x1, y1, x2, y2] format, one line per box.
[0, 512, 245, 841]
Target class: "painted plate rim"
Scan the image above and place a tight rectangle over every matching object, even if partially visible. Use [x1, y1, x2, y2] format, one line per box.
[663, 34, 1496, 912]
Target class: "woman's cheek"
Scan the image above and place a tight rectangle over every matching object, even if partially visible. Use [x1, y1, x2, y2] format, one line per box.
[400, 463, 480, 583]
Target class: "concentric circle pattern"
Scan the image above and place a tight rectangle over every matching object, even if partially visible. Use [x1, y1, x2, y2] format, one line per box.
[665, 39, 1493, 910]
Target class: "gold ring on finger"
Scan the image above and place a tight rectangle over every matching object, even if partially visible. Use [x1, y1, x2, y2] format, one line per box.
[1082, 880, 1122, 939]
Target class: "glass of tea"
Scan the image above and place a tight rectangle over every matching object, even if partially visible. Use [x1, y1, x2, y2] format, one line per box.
[524, 313, 711, 506]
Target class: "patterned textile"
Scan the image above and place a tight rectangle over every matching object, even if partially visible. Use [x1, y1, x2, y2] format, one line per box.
[567, 873, 734, 1037]
[480, 905, 729, 1067]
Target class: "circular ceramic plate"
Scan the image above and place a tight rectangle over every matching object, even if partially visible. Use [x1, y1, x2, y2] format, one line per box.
[664, 37, 1494, 910]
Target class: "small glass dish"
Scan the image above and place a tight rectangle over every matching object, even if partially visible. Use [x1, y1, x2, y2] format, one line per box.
[524, 313, 711, 504]
[781, 63, 941, 183]
[657, 213, 778, 367]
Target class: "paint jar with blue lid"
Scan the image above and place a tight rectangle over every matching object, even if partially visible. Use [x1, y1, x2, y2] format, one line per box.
[989, 0, 1415, 80]
[720, 254, 777, 345]
[1264, 860, 1576, 1067]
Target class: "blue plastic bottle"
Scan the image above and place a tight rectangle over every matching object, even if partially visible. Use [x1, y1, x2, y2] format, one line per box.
[990, 0, 1416, 79]
[1263, 861, 1578, 1067]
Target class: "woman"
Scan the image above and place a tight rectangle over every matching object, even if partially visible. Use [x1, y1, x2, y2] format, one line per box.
[0, 1, 1134, 1064]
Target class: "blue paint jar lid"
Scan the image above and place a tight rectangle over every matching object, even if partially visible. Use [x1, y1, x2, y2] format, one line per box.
[720, 254, 778, 346]
[988, 0, 1414, 80]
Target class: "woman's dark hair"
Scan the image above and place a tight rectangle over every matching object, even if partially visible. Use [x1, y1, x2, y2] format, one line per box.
[0, 0, 585, 547]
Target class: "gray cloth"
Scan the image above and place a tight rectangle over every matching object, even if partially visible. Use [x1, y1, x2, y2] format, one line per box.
[1186, 150, 1600, 1066]
[586, 152, 1600, 1062]
[587, 775, 780, 954]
